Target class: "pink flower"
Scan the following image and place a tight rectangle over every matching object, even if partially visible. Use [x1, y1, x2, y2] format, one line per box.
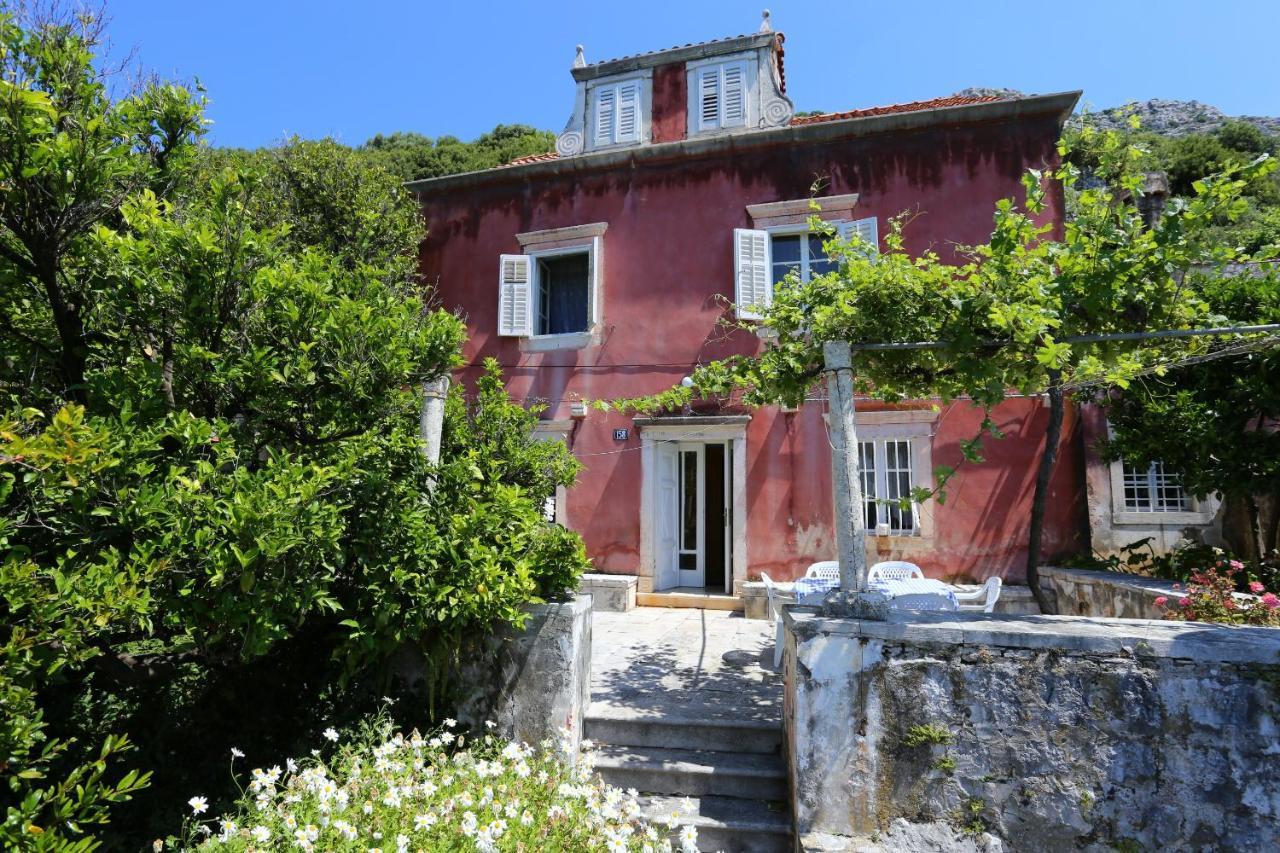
[1230, 560, 1245, 571]
[1172, 583, 1181, 590]
[1154, 596, 1168, 607]
[1178, 597, 1191, 607]
[1262, 593, 1280, 610]
[1249, 581, 1266, 594]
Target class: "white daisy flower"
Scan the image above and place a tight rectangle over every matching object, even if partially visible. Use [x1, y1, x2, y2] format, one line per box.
[188, 796, 209, 815]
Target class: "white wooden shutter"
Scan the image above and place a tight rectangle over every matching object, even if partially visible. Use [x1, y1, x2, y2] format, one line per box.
[498, 254, 532, 337]
[853, 216, 879, 254]
[616, 80, 640, 143]
[594, 85, 617, 146]
[698, 66, 720, 130]
[721, 62, 747, 128]
[733, 228, 771, 320]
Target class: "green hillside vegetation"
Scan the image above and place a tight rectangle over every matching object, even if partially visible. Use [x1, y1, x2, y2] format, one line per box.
[360, 124, 555, 181]
[1064, 118, 1280, 254]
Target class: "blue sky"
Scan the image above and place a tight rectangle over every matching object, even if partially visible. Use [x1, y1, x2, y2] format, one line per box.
[101, 0, 1280, 149]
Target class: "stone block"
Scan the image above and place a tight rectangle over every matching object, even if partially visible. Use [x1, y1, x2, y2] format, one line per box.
[578, 572, 637, 612]
[742, 581, 770, 620]
[455, 595, 592, 753]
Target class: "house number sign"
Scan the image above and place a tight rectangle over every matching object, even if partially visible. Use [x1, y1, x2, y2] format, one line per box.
[614, 428, 630, 441]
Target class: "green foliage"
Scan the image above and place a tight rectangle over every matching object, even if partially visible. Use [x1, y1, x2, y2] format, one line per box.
[0, 11, 588, 846]
[902, 723, 955, 748]
[1102, 266, 1280, 559]
[360, 124, 557, 182]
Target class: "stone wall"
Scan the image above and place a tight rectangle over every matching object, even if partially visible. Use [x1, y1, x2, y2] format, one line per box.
[455, 595, 592, 753]
[783, 609, 1280, 852]
[1038, 565, 1178, 619]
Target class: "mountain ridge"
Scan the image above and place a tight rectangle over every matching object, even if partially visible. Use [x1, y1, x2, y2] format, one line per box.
[951, 89, 1280, 137]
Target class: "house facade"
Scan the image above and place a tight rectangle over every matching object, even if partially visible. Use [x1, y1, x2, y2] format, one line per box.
[410, 22, 1206, 595]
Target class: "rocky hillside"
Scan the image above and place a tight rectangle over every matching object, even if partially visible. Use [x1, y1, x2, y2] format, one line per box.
[952, 89, 1280, 137]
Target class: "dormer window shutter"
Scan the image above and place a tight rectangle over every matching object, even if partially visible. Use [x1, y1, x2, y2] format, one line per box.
[498, 254, 532, 337]
[595, 86, 617, 147]
[721, 62, 746, 127]
[593, 79, 643, 147]
[733, 228, 771, 320]
[697, 61, 748, 131]
[616, 80, 640, 143]
[698, 67, 720, 131]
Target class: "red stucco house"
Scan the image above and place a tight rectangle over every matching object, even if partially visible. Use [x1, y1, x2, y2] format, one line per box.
[410, 23, 1201, 600]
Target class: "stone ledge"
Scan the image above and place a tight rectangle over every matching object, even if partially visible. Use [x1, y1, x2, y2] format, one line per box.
[579, 573, 637, 612]
[784, 609, 1280, 665]
[1039, 564, 1178, 620]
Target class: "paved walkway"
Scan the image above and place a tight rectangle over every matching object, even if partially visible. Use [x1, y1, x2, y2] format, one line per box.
[590, 607, 783, 723]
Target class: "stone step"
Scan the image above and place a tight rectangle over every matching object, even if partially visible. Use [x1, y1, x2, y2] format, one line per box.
[641, 794, 792, 853]
[594, 744, 788, 801]
[585, 703, 783, 755]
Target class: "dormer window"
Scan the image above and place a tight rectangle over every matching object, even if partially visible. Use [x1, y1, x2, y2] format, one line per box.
[693, 59, 749, 132]
[590, 76, 646, 148]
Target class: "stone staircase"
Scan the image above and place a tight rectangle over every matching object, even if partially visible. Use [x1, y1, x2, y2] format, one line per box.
[586, 702, 793, 852]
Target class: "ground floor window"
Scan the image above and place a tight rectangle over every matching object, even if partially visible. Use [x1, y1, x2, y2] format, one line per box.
[1121, 459, 1191, 513]
[859, 438, 916, 534]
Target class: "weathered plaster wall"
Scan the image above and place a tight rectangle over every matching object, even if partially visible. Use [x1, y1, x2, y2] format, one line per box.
[455, 596, 591, 752]
[1038, 565, 1178, 620]
[649, 62, 687, 143]
[784, 610, 1280, 852]
[418, 109, 1083, 582]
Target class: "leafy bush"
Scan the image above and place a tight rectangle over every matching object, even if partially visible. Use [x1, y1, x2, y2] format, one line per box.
[176, 716, 696, 852]
[0, 10, 589, 846]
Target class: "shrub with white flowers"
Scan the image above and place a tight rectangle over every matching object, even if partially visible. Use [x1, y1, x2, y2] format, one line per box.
[180, 717, 698, 852]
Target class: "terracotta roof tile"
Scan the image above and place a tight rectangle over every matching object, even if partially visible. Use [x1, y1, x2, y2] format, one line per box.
[788, 95, 1002, 126]
[500, 94, 1010, 167]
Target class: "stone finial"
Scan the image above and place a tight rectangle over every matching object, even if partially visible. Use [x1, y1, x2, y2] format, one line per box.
[573, 44, 586, 69]
[759, 9, 772, 32]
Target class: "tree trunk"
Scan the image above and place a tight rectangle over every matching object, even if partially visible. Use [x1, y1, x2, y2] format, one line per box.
[1246, 493, 1264, 564]
[1026, 371, 1065, 614]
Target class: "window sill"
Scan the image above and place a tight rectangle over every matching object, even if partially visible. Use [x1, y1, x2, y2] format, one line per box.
[1112, 511, 1215, 527]
[519, 331, 598, 353]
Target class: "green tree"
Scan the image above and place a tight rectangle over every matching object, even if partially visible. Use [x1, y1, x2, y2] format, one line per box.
[613, 127, 1274, 610]
[0, 9, 587, 845]
[1103, 267, 1280, 561]
[361, 124, 556, 181]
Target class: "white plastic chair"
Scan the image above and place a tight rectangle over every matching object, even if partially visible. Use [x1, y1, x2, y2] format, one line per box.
[804, 561, 840, 580]
[760, 572, 792, 669]
[867, 560, 925, 582]
[954, 576, 1002, 613]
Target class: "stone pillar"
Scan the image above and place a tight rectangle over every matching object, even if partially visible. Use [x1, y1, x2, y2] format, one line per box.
[822, 342, 888, 619]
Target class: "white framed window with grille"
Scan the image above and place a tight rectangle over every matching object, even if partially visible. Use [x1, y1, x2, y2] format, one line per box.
[859, 438, 919, 534]
[1121, 460, 1191, 513]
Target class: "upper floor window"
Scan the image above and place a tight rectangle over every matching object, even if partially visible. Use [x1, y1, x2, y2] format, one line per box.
[536, 252, 590, 335]
[1121, 460, 1191, 513]
[733, 218, 877, 319]
[592, 77, 643, 148]
[499, 223, 606, 348]
[771, 233, 837, 285]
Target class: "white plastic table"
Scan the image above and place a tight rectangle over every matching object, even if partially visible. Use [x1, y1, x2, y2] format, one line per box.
[789, 576, 959, 609]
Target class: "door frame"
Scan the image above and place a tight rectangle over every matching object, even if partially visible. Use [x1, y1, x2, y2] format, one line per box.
[638, 417, 749, 594]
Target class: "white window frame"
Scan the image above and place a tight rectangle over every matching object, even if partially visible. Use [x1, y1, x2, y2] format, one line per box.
[510, 223, 607, 351]
[586, 72, 651, 151]
[687, 53, 757, 136]
[825, 410, 936, 538]
[765, 223, 837, 285]
[1108, 456, 1214, 526]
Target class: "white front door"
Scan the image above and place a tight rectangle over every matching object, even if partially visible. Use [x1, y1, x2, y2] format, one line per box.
[654, 441, 681, 591]
[676, 443, 706, 588]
